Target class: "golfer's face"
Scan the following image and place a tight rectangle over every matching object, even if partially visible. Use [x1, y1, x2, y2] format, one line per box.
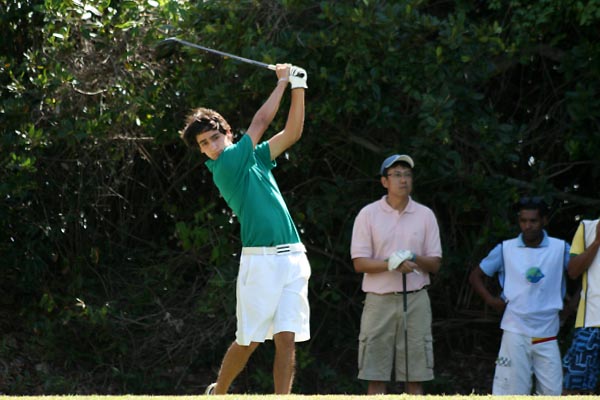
[382, 165, 413, 196]
[196, 129, 232, 160]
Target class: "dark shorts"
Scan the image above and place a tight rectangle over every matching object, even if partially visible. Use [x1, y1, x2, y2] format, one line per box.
[563, 327, 600, 391]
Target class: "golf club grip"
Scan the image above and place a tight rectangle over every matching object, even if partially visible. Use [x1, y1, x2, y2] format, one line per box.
[168, 38, 275, 70]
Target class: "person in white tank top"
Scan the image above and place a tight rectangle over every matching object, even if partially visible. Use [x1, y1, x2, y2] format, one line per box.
[469, 196, 570, 395]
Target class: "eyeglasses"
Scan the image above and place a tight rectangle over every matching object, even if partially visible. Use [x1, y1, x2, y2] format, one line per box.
[385, 171, 413, 179]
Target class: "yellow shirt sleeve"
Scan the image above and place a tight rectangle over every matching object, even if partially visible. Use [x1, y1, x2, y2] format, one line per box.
[570, 222, 585, 255]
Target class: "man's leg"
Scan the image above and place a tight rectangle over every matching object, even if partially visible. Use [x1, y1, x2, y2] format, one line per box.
[532, 340, 562, 395]
[359, 294, 395, 394]
[398, 291, 433, 394]
[406, 381, 424, 394]
[492, 331, 532, 395]
[270, 253, 311, 394]
[213, 340, 260, 394]
[368, 381, 423, 394]
[273, 331, 296, 394]
[367, 380, 386, 394]
[563, 327, 600, 394]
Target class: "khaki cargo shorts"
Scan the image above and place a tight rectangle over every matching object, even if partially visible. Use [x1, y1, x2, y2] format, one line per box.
[358, 289, 434, 382]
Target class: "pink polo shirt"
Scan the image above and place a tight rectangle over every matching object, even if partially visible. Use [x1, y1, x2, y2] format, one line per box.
[351, 196, 442, 294]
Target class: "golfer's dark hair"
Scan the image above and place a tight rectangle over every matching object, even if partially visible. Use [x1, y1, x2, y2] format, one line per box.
[180, 107, 232, 148]
[516, 195, 549, 217]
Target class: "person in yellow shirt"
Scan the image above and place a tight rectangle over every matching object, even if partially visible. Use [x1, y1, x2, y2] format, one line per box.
[563, 218, 600, 393]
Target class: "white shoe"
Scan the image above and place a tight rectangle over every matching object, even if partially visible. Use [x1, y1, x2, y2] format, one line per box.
[205, 382, 217, 395]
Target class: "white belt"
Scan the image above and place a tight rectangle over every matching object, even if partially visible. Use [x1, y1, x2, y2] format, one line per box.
[241, 243, 306, 255]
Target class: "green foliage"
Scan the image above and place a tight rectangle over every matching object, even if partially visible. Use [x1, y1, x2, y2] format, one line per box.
[2, 0, 600, 395]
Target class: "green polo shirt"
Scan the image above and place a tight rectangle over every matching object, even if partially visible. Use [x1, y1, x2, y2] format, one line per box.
[205, 134, 300, 247]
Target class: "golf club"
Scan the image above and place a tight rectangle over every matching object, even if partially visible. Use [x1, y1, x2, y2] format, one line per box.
[402, 272, 409, 388]
[156, 37, 276, 70]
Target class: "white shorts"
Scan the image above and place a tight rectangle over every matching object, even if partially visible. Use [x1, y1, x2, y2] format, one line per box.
[493, 330, 562, 395]
[235, 248, 311, 346]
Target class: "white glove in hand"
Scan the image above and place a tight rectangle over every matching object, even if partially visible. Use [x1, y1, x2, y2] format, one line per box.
[289, 66, 308, 89]
[387, 249, 415, 271]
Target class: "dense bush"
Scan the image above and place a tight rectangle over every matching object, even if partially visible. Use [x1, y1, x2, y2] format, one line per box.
[2, 0, 599, 395]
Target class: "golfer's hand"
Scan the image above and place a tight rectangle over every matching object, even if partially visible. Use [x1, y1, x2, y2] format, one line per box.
[387, 249, 414, 271]
[275, 63, 291, 83]
[289, 65, 307, 89]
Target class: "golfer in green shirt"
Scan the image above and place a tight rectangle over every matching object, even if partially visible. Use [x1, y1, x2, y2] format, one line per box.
[180, 64, 310, 395]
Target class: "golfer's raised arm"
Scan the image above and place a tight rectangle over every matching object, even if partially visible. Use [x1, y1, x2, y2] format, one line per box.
[269, 87, 305, 161]
[246, 64, 290, 147]
[268, 65, 307, 160]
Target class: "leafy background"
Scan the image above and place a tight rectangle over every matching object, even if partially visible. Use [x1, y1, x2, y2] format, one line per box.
[1, 0, 599, 395]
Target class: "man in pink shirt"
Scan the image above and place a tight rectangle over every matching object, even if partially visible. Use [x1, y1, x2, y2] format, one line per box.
[351, 154, 442, 395]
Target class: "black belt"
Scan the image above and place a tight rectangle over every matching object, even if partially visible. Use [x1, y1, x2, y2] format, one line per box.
[376, 286, 427, 295]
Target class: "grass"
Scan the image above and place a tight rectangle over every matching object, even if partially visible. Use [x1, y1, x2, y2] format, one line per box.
[0, 396, 596, 399]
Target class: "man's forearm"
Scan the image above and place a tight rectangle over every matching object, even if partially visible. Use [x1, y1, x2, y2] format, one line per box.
[353, 257, 388, 274]
[414, 255, 441, 274]
[283, 89, 305, 141]
[256, 82, 287, 124]
[469, 267, 495, 304]
[568, 240, 600, 279]
[247, 81, 288, 144]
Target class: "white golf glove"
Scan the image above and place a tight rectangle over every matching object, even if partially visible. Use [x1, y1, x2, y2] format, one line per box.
[387, 249, 415, 271]
[289, 66, 308, 89]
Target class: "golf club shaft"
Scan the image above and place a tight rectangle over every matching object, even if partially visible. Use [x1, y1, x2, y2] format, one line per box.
[164, 37, 276, 70]
[403, 273, 409, 385]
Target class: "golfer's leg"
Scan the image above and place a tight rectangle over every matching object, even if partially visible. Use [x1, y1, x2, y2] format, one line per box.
[273, 331, 296, 394]
[367, 380, 386, 394]
[214, 341, 260, 394]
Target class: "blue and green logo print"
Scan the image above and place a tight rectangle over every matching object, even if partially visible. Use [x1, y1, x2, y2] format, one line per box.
[526, 267, 544, 283]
